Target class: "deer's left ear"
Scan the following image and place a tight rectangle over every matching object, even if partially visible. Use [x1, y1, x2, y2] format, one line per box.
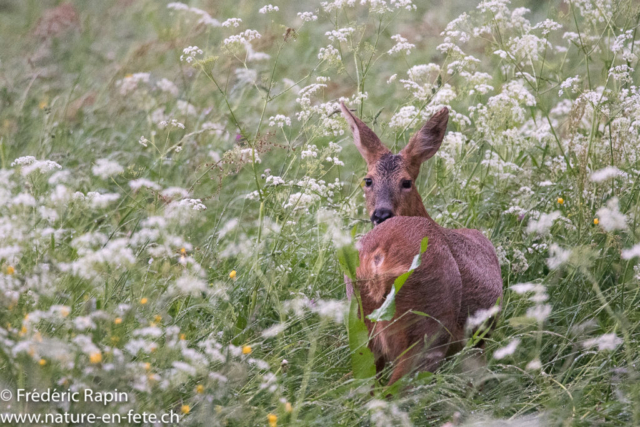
[400, 107, 449, 169]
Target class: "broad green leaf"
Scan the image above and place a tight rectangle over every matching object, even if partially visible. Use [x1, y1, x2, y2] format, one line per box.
[347, 294, 376, 380]
[337, 230, 359, 280]
[367, 237, 428, 323]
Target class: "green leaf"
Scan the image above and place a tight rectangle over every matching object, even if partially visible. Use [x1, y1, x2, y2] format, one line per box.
[367, 237, 428, 323]
[337, 243, 359, 281]
[347, 294, 376, 380]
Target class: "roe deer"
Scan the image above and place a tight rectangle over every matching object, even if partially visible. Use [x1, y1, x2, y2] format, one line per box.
[340, 102, 503, 384]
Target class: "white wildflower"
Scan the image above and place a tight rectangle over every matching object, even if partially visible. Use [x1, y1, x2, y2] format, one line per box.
[223, 30, 261, 46]
[590, 166, 625, 182]
[558, 75, 581, 96]
[221, 18, 242, 27]
[526, 304, 552, 323]
[466, 306, 500, 329]
[180, 46, 203, 63]
[526, 211, 561, 235]
[240, 148, 261, 163]
[494, 338, 520, 359]
[310, 299, 346, 323]
[129, 178, 162, 191]
[318, 45, 341, 62]
[258, 5, 279, 14]
[266, 176, 285, 186]
[621, 244, 640, 260]
[86, 192, 121, 209]
[297, 12, 318, 22]
[583, 333, 623, 351]
[388, 34, 415, 55]
[526, 358, 542, 371]
[268, 114, 291, 128]
[325, 28, 355, 43]
[546, 244, 571, 269]
[171, 274, 207, 296]
[261, 323, 286, 338]
[156, 78, 179, 96]
[177, 100, 197, 116]
[596, 198, 627, 231]
[92, 159, 124, 180]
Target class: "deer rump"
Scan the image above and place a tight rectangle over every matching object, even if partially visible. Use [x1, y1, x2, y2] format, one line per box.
[352, 216, 502, 384]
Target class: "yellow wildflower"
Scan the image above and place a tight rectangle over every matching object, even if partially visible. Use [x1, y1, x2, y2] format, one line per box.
[268, 413, 277, 427]
[39, 359, 47, 366]
[89, 352, 102, 364]
[114, 317, 122, 325]
[6, 266, 15, 275]
[140, 297, 148, 305]
[242, 345, 252, 355]
[196, 384, 204, 394]
[181, 405, 190, 415]
[594, 218, 599, 225]
[229, 270, 237, 279]
[557, 197, 564, 205]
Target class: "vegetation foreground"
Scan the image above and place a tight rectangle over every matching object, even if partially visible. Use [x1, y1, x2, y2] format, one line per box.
[1, 0, 640, 425]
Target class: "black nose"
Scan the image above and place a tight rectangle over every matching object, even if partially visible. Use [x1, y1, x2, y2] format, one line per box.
[371, 208, 394, 225]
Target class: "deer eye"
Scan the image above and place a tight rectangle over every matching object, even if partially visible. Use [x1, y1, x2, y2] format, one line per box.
[401, 179, 412, 189]
[363, 178, 373, 188]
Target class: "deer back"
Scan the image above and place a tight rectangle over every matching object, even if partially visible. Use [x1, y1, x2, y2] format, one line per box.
[355, 216, 463, 362]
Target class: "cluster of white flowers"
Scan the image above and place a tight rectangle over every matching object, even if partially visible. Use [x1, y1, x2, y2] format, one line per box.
[558, 75, 581, 96]
[167, 2, 220, 27]
[583, 333, 623, 351]
[11, 157, 62, 176]
[221, 18, 242, 27]
[325, 27, 355, 43]
[387, 34, 415, 55]
[494, 338, 520, 360]
[596, 198, 627, 232]
[301, 144, 319, 159]
[268, 114, 291, 128]
[526, 211, 561, 235]
[92, 159, 124, 180]
[318, 45, 341, 62]
[258, 5, 279, 14]
[297, 11, 318, 22]
[179, 46, 203, 63]
[158, 119, 185, 129]
[129, 178, 162, 192]
[239, 148, 261, 163]
[116, 72, 151, 96]
[223, 29, 261, 46]
[590, 166, 626, 182]
[156, 78, 179, 97]
[511, 282, 552, 324]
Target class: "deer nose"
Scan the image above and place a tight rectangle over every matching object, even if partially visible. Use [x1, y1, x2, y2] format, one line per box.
[371, 208, 394, 225]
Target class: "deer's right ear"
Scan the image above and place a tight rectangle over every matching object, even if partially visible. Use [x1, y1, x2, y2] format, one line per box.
[340, 102, 390, 166]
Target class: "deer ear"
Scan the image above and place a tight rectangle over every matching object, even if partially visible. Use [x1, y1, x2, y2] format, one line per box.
[340, 102, 390, 166]
[401, 107, 449, 168]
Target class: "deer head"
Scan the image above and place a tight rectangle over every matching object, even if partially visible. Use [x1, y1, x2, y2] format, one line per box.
[340, 102, 449, 225]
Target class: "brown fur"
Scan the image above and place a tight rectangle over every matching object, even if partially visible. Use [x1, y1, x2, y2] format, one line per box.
[341, 103, 503, 384]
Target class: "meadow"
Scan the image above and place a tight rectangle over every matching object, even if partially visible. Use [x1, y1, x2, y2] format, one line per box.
[1, 0, 640, 425]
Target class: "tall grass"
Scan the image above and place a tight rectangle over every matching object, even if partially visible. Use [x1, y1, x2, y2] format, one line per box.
[0, 0, 639, 425]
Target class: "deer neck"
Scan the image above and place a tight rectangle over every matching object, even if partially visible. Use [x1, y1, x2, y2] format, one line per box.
[403, 191, 436, 223]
